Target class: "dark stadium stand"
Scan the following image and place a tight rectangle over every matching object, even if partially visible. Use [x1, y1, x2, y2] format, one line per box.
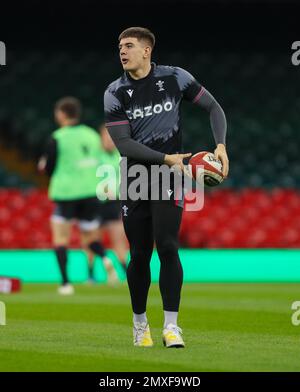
[0, 162, 33, 188]
[0, 51, 299, 249]
[0, 51, 299, 187]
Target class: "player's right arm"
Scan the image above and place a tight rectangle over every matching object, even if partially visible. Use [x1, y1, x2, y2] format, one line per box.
[104, 89, 189, 167]
[38, 137, 57, 176]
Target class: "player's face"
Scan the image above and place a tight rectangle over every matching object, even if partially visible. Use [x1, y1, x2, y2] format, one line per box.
[119, 37, 150, 71]
[54, 109, 65, 126]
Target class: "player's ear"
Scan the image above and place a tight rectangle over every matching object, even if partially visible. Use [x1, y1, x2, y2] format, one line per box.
[143, 46, 151, 59]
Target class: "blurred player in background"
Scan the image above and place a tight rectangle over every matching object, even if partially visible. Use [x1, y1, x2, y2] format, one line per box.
[104, 27, 228, 347]
[38, 97, 118, 295]
[85, 124, 128, 282]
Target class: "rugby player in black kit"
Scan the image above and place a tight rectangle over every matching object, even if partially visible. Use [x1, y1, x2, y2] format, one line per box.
[104, 27, 229, 348]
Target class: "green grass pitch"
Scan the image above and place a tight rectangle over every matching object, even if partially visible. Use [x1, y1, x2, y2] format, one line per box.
[0, 283, 299, 372]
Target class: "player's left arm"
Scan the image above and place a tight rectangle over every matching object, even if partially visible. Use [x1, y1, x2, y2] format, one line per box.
[175, 67, 229, 178]
[194, 88, 229, 178]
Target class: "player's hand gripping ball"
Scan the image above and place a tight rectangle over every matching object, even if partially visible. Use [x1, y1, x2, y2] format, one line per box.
[189, 151, 224, 186]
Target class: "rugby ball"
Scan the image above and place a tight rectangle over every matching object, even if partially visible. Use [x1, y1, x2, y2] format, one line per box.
[189, 151, 224, 187]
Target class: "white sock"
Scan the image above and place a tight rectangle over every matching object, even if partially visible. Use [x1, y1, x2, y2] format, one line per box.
[164, 311, 178, 328]
[133, 312, 147, 324]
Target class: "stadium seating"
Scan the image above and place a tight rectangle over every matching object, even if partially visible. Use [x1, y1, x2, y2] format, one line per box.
[0, 51, 300, 188]
[0, 162, 34, 188]
[0, 51, 299, 250]
[0, 189, 114, 249]
[180, 188, 300, 248]
[0, 188, 299, 249]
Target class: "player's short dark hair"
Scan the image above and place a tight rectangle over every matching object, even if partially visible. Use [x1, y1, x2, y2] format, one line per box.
[118, 27, 155, 49]
[55, 96, 82, 119]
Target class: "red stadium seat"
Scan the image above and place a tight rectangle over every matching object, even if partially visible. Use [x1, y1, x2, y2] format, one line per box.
[1, 188, 300, 249]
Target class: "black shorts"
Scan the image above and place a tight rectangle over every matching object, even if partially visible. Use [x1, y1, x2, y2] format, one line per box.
[52, 197, 100, 231]
[120, 164, 186, 206]
[120, 198, 183, 221]
[98, 200, 121, 225]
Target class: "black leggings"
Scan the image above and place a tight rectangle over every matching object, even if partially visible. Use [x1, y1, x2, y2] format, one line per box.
[123, 200, 183, 314]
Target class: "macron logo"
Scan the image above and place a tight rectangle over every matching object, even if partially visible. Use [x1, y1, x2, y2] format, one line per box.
[167, 189, 173, 198]
[126, 89, 134, 98]
[122, 205, 128, 217]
